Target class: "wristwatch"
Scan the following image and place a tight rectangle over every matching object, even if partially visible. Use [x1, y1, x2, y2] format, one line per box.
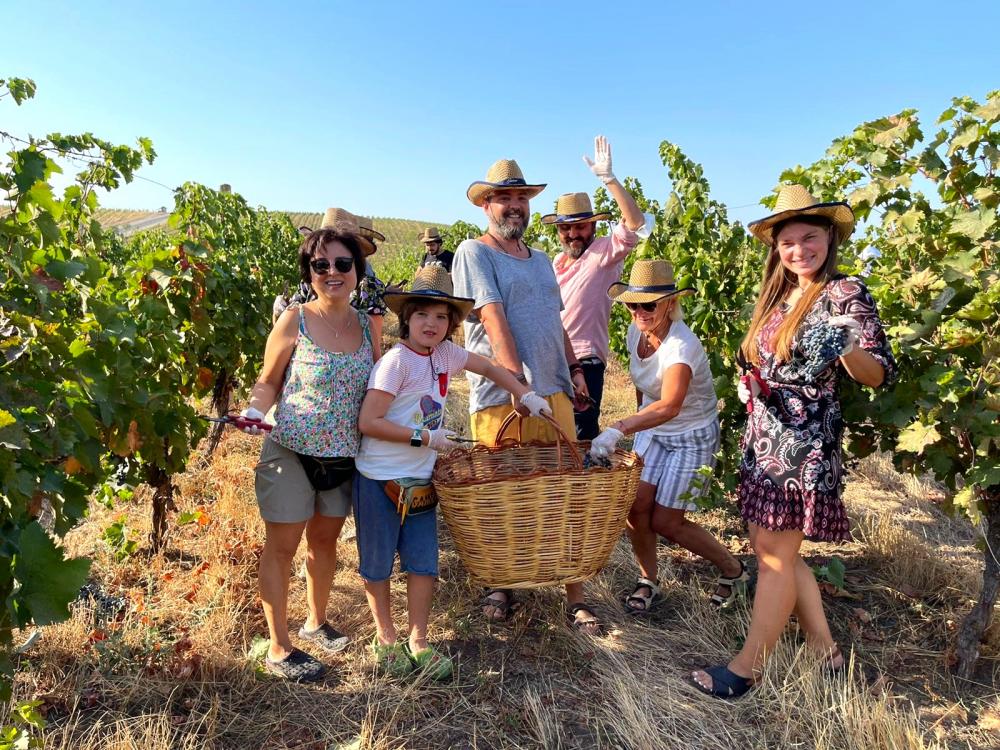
[410, 428, 424, 447]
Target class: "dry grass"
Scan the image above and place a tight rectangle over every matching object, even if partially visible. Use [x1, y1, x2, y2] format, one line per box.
[9, 359, 1000, 749]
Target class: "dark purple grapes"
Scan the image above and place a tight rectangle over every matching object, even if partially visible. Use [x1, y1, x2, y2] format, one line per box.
[583, 452, 612, 470]
[798, 323, 848, 381]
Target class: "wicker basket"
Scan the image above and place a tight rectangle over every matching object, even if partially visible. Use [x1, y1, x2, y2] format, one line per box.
[433, 412, 642, 588]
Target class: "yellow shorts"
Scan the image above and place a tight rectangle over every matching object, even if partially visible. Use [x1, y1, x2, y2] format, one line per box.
[470, 392, 575, 446]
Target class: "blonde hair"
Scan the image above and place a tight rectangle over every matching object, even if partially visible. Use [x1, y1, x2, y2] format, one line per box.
[740, 218, 840, 365]
[669, 298, 684, 322]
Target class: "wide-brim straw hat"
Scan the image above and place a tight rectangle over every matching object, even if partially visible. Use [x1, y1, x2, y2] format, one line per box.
[319, 207, 377, 256]
[384, 264, 475, 320]
[748, 184, 855, 247]
[356, 215, 386, 243]
[419, 227, 444, 244]
[467, 159, 546, 207]
[541, 192, 611, 225]
[607, 259, 695, 304]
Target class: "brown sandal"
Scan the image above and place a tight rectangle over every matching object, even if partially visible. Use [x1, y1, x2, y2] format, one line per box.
[567, 603, 601, 635]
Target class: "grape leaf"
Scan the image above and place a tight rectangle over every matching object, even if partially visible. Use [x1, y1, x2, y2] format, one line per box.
[13, 523, 91, 626]
[896, 421, 942, 455]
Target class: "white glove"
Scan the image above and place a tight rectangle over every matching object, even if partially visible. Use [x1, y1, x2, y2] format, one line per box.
[519, 391, 552, 418]
[826, 315, 862, 356]
[582, 135, 616, 184]
[426, 428, 459, 452]
[240, 407, 267, 435]
[737, 379, 751, 404]
[590, 427, 624, 458]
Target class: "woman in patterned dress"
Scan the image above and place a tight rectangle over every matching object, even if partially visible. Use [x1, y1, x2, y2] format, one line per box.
[692, 185, 896, 698]
[240, 228, 379, 681]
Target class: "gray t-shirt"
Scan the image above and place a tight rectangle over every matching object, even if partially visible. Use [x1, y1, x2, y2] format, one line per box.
[452, 239, 573, 413]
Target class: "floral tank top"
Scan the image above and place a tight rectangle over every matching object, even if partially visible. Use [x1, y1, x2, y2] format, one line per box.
[270, 306, 373, 457]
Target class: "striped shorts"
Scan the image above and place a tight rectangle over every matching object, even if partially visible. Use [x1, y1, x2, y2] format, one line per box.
[634, 420, 720, 511]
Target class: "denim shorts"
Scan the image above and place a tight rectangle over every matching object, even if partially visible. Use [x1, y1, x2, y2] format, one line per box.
[353, 474, 439, 582]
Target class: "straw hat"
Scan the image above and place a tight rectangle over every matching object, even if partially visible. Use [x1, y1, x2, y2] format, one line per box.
[419, 227, 444, 244]
[356, 215, 386, 243]
[319, 207, 377, 256]
[607, 259, 695, 304]
[384, 264, 475, 320]
[748, 184, 855, 247]
[467, 159, 546, 207]
[541, 192, 611, 225]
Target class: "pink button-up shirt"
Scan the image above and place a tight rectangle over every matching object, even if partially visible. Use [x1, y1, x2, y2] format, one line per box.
[555, 222, 639, 364]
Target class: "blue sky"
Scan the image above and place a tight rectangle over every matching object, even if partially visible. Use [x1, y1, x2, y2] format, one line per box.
[5, 0, 998, 227]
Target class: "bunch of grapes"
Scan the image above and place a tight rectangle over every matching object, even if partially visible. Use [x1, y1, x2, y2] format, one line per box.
[798, 323, 848, 381]
[582, 452, 613, 470]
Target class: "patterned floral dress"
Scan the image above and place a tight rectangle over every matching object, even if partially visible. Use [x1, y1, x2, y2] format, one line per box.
[737, 276, 897, 542]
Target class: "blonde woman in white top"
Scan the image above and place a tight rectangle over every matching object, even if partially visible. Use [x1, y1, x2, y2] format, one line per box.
[591, 260, 748, 613]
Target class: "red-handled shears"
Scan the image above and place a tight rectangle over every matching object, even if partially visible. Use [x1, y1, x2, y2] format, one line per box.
[199, 414, 273, 432]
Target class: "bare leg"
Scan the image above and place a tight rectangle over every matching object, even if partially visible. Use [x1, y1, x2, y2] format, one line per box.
[302, 514, 347, 631]
[259, 520, 307, 661]
[406, 574, 435, 653]
[792, 556, 841, 664]
[653, 506, 742, 598]
[364, 578, 396, 646]
[627, 482, 659, 581]
[692, 526, 803, 689]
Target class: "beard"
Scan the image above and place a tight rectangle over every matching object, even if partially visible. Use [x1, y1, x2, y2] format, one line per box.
[490, 209, 526, 240]
[561, 227, 595, 258]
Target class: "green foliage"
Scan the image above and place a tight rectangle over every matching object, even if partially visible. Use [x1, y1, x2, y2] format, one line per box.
[0, 76, 301, 699]
[781, 90, 1000, 523]
[812, 556, 847, 590]
[101, 517, 139, 562]
[441, 220, 482, 252]
[0, 700, 45, 750]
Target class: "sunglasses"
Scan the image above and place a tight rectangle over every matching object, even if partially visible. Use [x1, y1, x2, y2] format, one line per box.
[625, 301, 659, 313]
[310, 257, 355, 275]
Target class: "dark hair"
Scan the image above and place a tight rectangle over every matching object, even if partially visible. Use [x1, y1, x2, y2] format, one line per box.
[298, 229, 366, 288]
[398, 299, 462, 341]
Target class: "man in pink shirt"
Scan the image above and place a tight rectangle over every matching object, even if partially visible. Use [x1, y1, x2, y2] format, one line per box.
[546, 136, 653, 439]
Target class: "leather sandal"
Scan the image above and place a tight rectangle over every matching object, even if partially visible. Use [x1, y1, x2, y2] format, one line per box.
[710, 559, 750, 608]
[691, 664, 754, 699]
[567, 603, 601, 635]
[624, 577, 661, 615]
[480, 588, 516, 622]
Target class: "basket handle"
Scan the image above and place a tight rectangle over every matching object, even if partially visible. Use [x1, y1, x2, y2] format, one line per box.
[494, 411, 584, 471]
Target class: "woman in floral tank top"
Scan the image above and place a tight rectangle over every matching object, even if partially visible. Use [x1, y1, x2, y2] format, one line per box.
[239, 228, 379, 682]
[693, 186, 896, 699]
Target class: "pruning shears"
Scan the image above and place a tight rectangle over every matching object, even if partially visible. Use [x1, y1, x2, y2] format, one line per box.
[199, 414, 273, 432]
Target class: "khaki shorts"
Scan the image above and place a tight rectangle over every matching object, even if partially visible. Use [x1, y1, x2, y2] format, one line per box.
[470, 392, 575, 446]
[254, 438, 353, 524]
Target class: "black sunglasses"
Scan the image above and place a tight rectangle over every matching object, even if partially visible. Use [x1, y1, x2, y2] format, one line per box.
[310, 257, 355, 275]
[625, 301, 659, 313]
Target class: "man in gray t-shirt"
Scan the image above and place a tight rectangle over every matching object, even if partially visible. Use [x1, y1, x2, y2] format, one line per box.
[452, 158, 598, 634]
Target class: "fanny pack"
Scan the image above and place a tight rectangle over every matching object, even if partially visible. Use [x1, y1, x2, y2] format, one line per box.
[385, 477, 438, 523]
[295, 453, 355, 492]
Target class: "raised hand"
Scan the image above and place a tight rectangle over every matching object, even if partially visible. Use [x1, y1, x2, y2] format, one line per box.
[825, 315, 862, 356]
[582, 135, 616, 184]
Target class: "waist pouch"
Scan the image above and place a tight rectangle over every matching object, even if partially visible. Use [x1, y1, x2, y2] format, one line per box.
[384, 477, 438, 523]
[295, 454, 355, 492]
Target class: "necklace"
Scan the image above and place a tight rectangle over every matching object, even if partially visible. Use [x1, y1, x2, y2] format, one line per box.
[316, 306, 354, 339]
[487, 232, 528, 258]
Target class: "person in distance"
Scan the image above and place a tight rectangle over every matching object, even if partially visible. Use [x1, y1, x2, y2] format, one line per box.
[417, 227, 454, 273]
